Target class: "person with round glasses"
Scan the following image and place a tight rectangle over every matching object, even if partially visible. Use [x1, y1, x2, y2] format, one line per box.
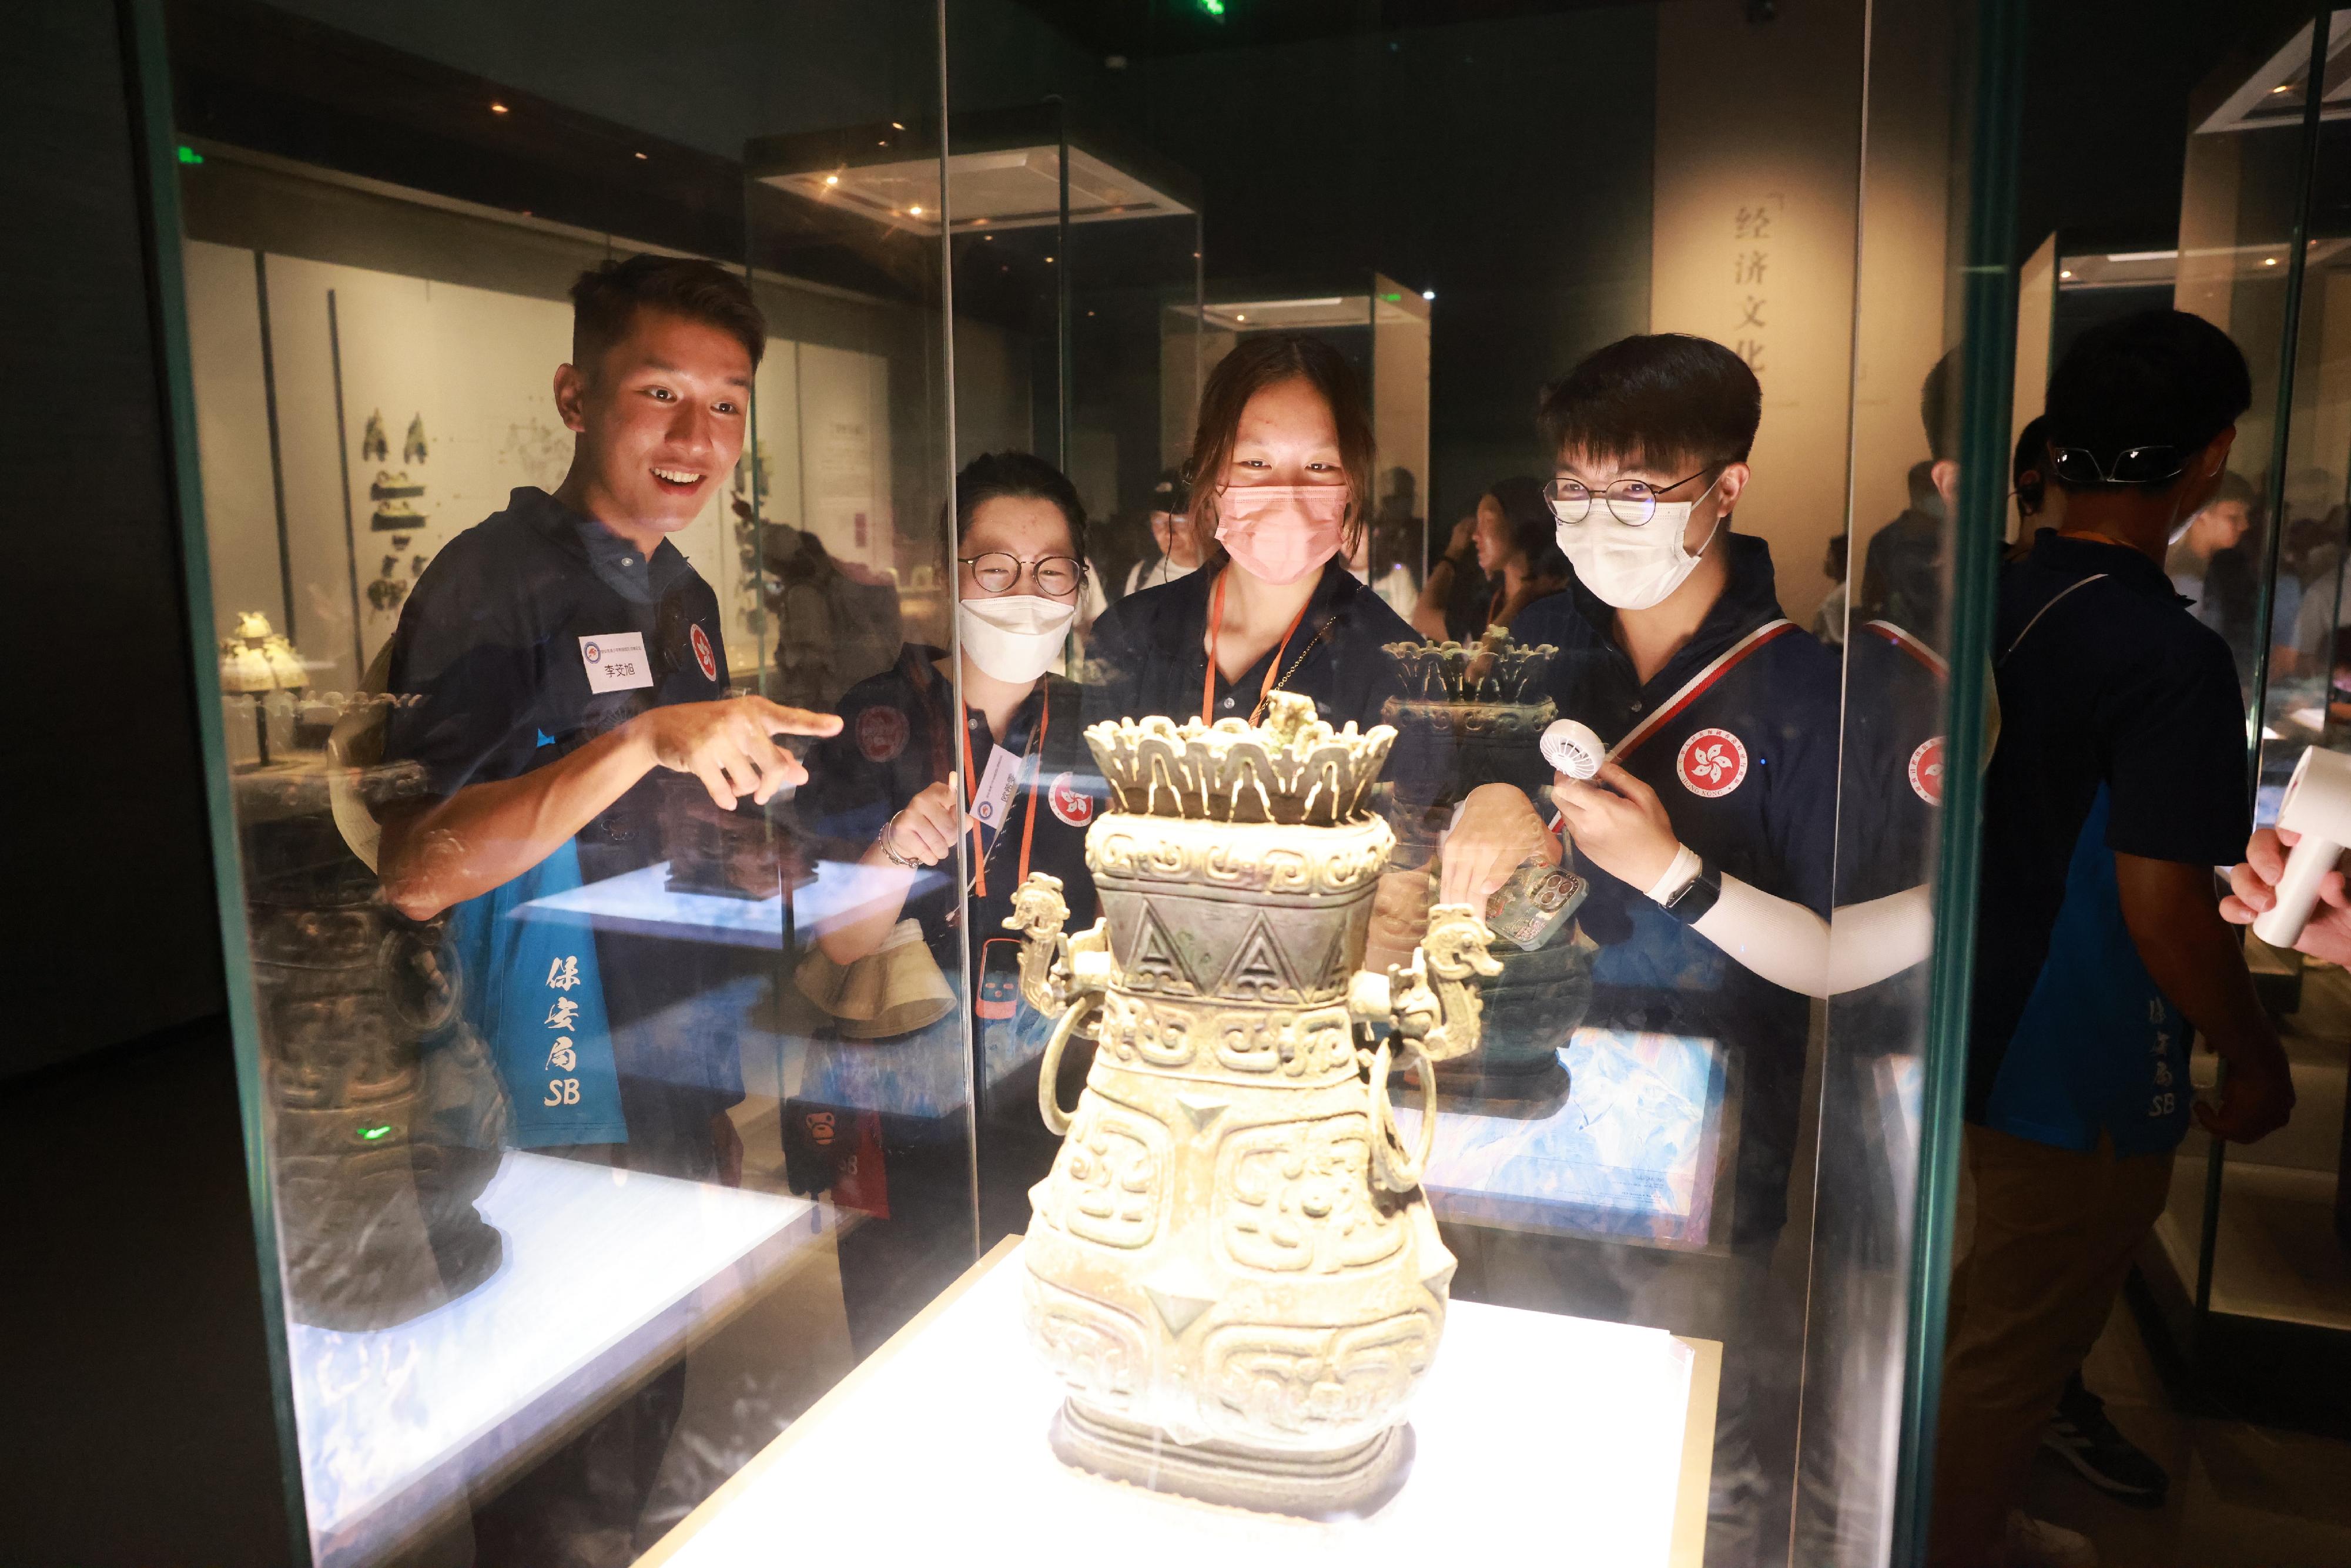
[793, 450, 1108, 1245]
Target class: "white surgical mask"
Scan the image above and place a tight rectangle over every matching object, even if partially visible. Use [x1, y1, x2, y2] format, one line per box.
[958, 593, 1075, 684]
[1555, 479, 1725, 610]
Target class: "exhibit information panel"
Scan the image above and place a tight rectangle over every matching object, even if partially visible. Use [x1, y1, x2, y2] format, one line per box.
[140, 0, 2018, 1562]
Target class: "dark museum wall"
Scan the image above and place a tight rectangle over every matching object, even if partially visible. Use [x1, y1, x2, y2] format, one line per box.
[4, 1, 226, 1081]
[4, 9, 292, 1567]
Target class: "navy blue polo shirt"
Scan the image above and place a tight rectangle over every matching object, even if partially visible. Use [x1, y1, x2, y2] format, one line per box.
[380, 487, 744, 1148]
[1838, 619, 1948, 906]
[1969, 530, 2249, 1152]
[383, 485, 731, 826]
[796, 651, 1103, 969]
[1508, 532, 1842, 1242]
[1084, 558, 1425, 764]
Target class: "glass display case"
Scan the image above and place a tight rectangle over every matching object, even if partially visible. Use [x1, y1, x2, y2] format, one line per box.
[132, 0, 2027, 1563]
[2131, 7, 2351, 1432]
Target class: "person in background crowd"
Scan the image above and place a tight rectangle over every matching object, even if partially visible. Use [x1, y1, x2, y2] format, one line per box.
[1086, 334, 1420, 746]
[1411, 501, 1492, 642]
[1409, 478, 1564, 642]
[2295, 505, 2351, 672]
[1365, 467, 1426, 619]
[1933, 309, 2295, 1568]
[2165, 470, 2258, 656]
[761, 522, 903, 715]
[1120, 467, 1201, 598]
[1813, 531, 1849, 647]
[1466, 475, 1570, 635]
[1858, 458, 1949, 646]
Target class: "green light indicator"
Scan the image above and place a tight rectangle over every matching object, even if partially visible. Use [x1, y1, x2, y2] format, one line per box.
[1200, 0, 1225, 15]
[1382, 292, 1402, 301]
[177, 145, 204, 165]
[357, 1124, 392, 1141]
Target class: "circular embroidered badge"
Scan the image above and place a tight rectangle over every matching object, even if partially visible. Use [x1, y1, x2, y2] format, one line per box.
[1908, 736, 1945, 806]
[689, 622, 718, 682]
[1048, 770, 1094, 827]
[856, 705, 908, 763]
[1676, 728, 1749, 798]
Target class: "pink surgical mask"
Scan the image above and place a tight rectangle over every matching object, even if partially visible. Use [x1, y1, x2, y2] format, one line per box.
[1213, 484, 1348, 585]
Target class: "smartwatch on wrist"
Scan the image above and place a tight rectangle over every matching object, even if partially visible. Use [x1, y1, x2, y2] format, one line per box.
[1660, 856, 1722, 926]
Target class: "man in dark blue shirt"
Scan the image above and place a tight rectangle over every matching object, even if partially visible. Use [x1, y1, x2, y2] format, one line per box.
[377, 256, 841, 1176]
[1931, 310, 2295, 1568]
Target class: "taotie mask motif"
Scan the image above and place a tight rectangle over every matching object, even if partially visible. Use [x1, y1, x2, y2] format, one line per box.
[959, 592, 1076, 684]
[1215, 484, 1349, 585]
[1555, 475, 1726, 610]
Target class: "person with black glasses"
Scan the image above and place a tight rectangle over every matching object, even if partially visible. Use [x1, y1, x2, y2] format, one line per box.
[789, 451, 1108, 1338]
[1930, 309, 2295, 1568]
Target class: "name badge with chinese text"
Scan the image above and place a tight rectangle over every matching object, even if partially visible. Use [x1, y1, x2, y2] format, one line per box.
[971, 742, 1022, 832]
[579, 632, 653, 694]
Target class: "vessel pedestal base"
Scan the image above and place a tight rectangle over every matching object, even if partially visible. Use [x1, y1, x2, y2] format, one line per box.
[1049, 1399, 1413, 1519]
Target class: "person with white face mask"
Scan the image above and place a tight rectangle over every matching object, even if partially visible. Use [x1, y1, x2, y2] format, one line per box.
[1084, 334, 1423, 752]
[793, 452, 1109, 1241]
[1436, 333, 1844, 1560]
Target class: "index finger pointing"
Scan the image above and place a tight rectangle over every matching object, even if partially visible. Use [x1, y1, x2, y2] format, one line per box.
[746, 696, 843, 737]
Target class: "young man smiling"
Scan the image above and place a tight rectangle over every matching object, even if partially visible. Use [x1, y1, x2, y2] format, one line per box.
[376, 254, 840, 1180]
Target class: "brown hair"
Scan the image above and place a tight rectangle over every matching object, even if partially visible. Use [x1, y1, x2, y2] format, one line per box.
[569, 254, 767, 378]
[1184, 334, 1375, 558]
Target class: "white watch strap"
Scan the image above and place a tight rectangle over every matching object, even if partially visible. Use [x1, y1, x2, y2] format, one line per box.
[1645, 843, 1703, 904]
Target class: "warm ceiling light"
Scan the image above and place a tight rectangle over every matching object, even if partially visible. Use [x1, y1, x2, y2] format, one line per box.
[2265, 256, 2279, 265]
[1422, 289, 1436, 300]
[909, 205, 923, 216]
[824, 174, 839, 186]
[490, 102, 509, 114]
[2273, 83, 2293, 93]
[1235, 313, 1246, 321]
[633, 152, 647, 160]
[891, 121, 906, 130]
[2060, 268, 2073, 279]
[1046, 256, 1056, 263]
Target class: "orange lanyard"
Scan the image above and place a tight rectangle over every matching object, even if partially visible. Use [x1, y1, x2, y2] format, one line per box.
[1201, 567, 1318, 726]
[957, 695, 1048, 900]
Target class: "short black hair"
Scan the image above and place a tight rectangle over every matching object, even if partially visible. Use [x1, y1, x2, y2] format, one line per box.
[1538, 334, 1761, 475]
[569, 254, 766, 378]
[2042, 309, 2251, 492]
[954, 451, 1087, 560]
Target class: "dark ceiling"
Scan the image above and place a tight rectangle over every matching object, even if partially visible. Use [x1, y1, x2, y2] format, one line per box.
[1004, 0, 1653, 59]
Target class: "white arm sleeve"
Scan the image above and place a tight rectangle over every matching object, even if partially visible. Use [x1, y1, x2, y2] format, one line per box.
[1686, 877, 1932, 999]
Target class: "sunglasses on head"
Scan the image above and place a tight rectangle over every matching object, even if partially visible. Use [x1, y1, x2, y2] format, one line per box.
[2045, 443, 2187, 487]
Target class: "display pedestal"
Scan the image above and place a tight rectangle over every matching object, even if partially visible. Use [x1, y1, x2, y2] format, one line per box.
[641, 1237, 1723, 1568]
[292, 1152, 816, 1568]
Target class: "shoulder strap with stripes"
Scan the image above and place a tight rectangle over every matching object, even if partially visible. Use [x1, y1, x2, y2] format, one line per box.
[1608, 618, 1800, 764]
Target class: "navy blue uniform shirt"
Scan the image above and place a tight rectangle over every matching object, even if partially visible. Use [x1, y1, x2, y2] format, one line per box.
[380, 485, 745, 1152]
[797, 652, 1104, 970]
[1969, 530, 2249, 1149]
[1084, 558, 1424, 753]
[1507, 533, 1842, 1242]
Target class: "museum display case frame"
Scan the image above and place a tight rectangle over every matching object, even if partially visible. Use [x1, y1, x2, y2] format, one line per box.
[2128, 4, 2351, 1438]
[119, 0, 2038, 1561]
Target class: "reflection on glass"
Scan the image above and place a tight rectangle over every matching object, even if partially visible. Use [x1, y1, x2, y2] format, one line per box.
[162, 0, 2014, 1559]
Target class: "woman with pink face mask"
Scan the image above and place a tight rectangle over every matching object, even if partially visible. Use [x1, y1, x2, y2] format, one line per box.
[1086, 334, 1423, 741]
